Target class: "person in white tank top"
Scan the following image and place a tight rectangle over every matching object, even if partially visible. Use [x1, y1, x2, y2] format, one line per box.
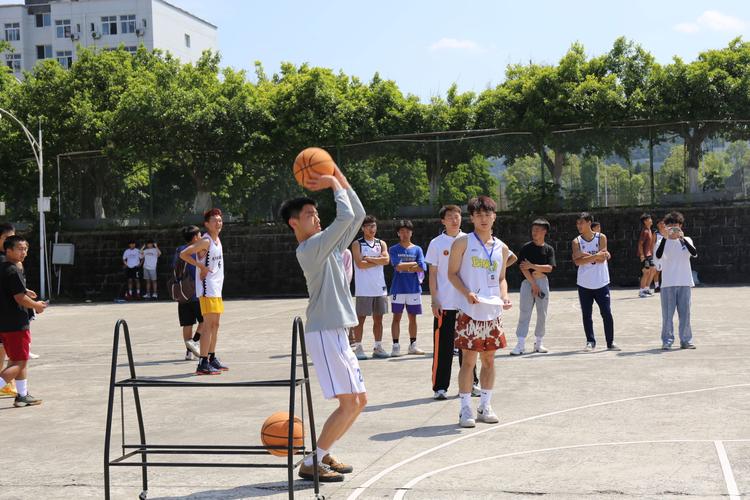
[351, 215, 390, 360]
[180, 208, 228, 375]
[447, 196, 511, 429]
[572, 212, 619, 352]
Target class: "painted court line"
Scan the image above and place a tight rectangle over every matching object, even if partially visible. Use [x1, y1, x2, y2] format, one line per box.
[715, 440, 741, 500]
[393, 439, 750, 499]
[346, 383, 750, 500]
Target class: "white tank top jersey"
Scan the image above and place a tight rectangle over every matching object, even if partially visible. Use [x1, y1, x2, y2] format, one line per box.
[458, 233, 506, 321]
[353, 238, 388, 297]
[576, 232, 610, 289]
[196, 234, 224, 298]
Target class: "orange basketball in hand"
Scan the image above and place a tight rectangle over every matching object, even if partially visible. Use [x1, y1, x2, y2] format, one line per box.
[261, 411, 304, 457]
[293, 147, 336, 188]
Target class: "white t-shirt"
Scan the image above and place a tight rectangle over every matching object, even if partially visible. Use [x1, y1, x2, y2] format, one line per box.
[425, 231, 466, 310]
[659, 237, 695, 288]
[122, 248, 141, 269]
[142, 247, 159, 270]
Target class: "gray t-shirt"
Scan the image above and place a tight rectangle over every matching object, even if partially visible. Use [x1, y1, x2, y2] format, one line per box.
[296, 188, 365, 333]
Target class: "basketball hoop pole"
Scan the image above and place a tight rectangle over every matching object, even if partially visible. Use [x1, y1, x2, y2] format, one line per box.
[0, 109, 46, 300]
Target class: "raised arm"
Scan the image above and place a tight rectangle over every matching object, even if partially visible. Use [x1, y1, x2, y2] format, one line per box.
[303, 185, 356, 267]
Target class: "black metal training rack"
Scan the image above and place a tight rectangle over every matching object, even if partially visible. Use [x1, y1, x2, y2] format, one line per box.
[103, 317, 321, 500]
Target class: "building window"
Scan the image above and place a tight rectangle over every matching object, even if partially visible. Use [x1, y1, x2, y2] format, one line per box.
[5, 53, 21, 72]
[125, 46, 137, 54]
[4, 23, 20, 42]
[36, 45, 52, 60]
[120, 15, 136, 34]
[56, 50, 73, 69]
[35, 13, 51, 28]
[55, 19, 71, 38]
[184, 33, 191, 48]
[101, 16, 118, 35]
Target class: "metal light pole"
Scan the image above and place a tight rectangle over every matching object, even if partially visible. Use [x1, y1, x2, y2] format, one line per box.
[0, 108, 47, 299]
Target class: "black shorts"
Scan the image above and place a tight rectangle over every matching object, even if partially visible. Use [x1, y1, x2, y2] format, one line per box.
[125, 267, 141, 280]
[641, 256, 654, 270]
[178, 300, 204, 326]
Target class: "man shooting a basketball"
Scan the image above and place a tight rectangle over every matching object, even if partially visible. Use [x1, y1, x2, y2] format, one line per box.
[280, 162, 367, 483]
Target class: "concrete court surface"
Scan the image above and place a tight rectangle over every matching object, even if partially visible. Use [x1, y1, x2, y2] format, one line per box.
[0, 286, 748, 500]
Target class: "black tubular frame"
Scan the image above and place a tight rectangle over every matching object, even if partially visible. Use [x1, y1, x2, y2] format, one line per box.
[103, 317, 320, 500]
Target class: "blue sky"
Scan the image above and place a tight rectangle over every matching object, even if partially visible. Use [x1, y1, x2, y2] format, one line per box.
[6, 1, 750, 100]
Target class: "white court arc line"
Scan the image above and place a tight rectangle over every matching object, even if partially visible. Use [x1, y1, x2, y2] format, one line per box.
[392, 439, 750, 499]
[715, 440, 741, 500]
[346, 383, 750, 500]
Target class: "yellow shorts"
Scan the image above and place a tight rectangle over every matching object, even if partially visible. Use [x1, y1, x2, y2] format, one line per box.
[199, 297, 224, 315]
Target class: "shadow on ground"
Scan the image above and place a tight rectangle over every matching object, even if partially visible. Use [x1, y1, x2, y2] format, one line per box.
[151, 479, 317, 499]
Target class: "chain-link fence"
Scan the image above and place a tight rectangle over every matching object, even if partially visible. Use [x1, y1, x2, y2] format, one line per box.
[7, 120, 748, 228]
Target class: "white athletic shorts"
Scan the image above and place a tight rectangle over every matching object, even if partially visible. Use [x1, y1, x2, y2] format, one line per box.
[305, 328, 366, 400]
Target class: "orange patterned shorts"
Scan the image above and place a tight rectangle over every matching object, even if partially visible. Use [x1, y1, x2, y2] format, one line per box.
[454, 312, 506, 352]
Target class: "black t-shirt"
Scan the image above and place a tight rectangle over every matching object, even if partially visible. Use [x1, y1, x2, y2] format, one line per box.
[518, 241, 557, 269]
[0, 261, 29, 332]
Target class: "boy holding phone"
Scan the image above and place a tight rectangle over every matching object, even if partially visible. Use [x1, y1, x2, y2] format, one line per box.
[655, 211, 697, 350]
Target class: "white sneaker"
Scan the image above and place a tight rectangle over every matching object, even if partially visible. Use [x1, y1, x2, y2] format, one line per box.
[534, 342, 549, 354]
[510, 343, 525, 356]
[584, 342, 595, 352]
[471, 384, 481, 397]
[390, 343, 402, 357]
[185, 339, 201, 357]
[476, 405, 499, 424]
[184, 350, 193, 361]
[638, 290, 648, 298]
[434, 390, 448, 400]
[459, 406, 476, 428]
[353, 344, 368, 360]
[607, 343, 622, 351]
[29, 352, 40, 359]
[372, 345, 390, 359]
[408, 342, 425, 355]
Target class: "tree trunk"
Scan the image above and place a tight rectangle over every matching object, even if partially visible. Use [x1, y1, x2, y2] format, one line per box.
[539, 148, 565, 186]
[683, 124, 713, 194]
[685, 135, 702, 194]
[94, 196, 106, 220]
[553, 150, 565, 186]
[191, 166, 212, 214]
[193, 190, 212, 214]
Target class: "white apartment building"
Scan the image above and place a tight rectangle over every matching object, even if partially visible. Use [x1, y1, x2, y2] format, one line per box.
[1, 0, 217, 77]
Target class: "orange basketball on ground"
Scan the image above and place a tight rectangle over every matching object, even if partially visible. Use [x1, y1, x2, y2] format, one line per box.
[261, 411, 304, 457]
[293, 147, 336, 188]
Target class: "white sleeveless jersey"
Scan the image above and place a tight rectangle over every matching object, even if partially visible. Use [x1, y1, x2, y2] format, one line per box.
[458, 234, 506, 321]
[353, 238, 387, 297]
[576, 232, 610, 289]
[196, 234, 224, 298]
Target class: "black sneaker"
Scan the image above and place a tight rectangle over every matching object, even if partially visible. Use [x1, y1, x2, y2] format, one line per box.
[196, 358, 221, 375]
[14, 394, 43, 407]
[680, 342, 696, 349]
[209, 356, 229, 371]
